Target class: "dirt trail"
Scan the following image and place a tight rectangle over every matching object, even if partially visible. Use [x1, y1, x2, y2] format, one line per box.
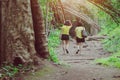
[24, 36, 120, 80]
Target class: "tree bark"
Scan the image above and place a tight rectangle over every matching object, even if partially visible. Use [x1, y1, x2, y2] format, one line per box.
[0, 0, 2, 65]
[31, 0, 49, 58]
[0, 0, 37, 65]
[58, 0, 66, 22]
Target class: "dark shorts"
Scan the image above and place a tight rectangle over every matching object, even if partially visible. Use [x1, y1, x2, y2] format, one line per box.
[61, 34, 69, 40]
[76, 37, 85, 43]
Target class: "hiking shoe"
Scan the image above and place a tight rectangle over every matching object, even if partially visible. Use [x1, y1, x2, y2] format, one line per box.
[76, 50, 80, 54]
[66, 49, 69, 54]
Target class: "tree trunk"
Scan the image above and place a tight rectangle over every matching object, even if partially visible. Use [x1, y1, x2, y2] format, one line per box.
[50, 2, 61, 24]
[0, 1, 2, 65]
[45, 1, 49, 35]
[0, 0, 37, 65]
[58, 0, 66, 22]
[31, 0, 49, 58]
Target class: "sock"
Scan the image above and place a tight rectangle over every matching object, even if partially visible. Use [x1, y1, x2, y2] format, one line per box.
[77, 45, 80, 50]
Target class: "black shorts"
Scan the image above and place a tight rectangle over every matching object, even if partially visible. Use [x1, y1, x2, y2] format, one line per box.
[61, 34, 69, 40]
[76, 37, 85, 43]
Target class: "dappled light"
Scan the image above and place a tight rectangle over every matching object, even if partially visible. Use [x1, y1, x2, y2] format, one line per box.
[0, 0, 120, 80]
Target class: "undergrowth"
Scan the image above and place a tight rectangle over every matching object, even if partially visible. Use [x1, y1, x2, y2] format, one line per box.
[102, 25, 120, 52]
[0, 64, 32, 79]
[48, 29, 60, 63]
[95, 51, 120, 68]
[95, 6, 120, 68]
[96, 21, 120, 68]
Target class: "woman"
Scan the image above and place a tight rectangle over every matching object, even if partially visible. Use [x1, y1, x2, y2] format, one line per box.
[75, 22, 86, 54]
[61, 20, 72, 54]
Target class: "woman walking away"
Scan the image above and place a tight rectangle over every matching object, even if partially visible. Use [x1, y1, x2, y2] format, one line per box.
[75, 22, 87, 54]
[61, 20, 72, 54]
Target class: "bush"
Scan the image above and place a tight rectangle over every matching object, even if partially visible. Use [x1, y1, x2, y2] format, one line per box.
[48, 29, 60, 63]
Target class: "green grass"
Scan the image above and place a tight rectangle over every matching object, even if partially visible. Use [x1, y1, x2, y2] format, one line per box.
[95, 51, 120, 68]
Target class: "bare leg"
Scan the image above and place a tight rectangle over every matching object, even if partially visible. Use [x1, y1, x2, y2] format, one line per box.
[76, 43, 82, 54]
[65, 40, 69, 53]
[62, 40, 66, 54]
[79, 43, 82, 53]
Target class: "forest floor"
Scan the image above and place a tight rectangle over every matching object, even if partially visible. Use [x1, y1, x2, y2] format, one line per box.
[24, 35, 120, 80]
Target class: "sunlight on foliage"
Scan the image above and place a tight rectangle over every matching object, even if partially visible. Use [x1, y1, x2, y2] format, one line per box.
[102, 25, 120, 52]
[97, 20, 120, 68]
[48, 29, 60, 63]
[39, 0, 53, 24]
[95, 51, 120, 68]
[91, 0, 120, 69]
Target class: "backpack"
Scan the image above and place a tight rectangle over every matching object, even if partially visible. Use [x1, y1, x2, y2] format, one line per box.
[81, 30, 88, 38]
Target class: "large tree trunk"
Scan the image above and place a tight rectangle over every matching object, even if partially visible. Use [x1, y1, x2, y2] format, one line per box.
[31, 0, 49, 58]
[0, 1, 2, 65]
[0, 0, 37, 65]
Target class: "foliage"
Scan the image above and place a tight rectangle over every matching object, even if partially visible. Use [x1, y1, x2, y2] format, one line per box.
[95, 51, 120, 68]
[48, 29, 60, 63]
[98, 7, 120, 52]
[98, 9, 119, 35]
[111, 0, 120, 10]
[88, 0, 120, 23]
[39, 0, 54, 23]
[39, 0, 47, 14]
[98, 25, 120, 68]
[102, 25, 120, 52]
[88, 0, 120, 68]
[0, 64, 32, 79]
[39, 0, 120, 68]
[0, 64, 19, 78]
